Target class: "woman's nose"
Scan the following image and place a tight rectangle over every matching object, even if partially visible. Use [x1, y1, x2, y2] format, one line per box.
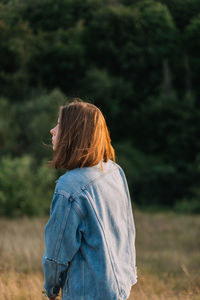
[50, 128, 55, 135]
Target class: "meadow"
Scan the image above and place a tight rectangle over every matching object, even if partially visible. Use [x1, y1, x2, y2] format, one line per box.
[0, 210, 199, 300]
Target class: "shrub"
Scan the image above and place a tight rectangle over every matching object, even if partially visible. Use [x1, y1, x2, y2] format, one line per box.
[0, 156, 56, 217]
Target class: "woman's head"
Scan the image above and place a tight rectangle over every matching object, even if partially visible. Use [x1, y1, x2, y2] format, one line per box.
[50, 99, 115, 170]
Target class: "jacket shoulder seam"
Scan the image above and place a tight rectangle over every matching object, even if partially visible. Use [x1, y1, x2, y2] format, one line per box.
[71, 166, 119, 200]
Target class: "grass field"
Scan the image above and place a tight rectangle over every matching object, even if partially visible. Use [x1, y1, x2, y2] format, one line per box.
[0, 209, 200, 299]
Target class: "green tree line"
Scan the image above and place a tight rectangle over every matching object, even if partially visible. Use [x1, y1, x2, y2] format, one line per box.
[0, 0, 200, 216]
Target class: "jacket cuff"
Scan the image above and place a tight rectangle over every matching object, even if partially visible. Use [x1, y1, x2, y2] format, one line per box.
[42, 285, 60, 298]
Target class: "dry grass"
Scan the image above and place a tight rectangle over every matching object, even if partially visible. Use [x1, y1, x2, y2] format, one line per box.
[0, 210, 200, 299]
[130, 210, 200, 300]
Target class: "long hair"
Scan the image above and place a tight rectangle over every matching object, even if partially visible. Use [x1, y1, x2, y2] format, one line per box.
[49, 100, 115, 170]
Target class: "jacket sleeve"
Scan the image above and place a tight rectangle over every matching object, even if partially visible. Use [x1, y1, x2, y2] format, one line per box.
[42, 192, 85, 298]
[118, 166, 137, 283]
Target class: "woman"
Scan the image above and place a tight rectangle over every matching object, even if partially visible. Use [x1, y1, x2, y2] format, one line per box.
[42, 100, 137, 300]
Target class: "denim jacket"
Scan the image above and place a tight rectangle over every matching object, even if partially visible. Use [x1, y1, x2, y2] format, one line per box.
[42, 160, 137, 300]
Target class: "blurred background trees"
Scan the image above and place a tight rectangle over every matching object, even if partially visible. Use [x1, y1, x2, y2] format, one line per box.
[0, 0, 200, 216]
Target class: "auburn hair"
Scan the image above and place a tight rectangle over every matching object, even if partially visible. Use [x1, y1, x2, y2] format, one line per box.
[49, 100, 115, 170]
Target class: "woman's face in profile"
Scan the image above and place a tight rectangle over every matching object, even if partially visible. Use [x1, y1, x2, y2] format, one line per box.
[50, 118, 60, 150]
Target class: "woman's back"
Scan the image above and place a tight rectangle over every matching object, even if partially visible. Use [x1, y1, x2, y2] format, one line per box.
[45, 160, 137, 300]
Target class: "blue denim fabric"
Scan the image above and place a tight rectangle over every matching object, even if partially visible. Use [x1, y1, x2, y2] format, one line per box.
[42, 160, 137, 300]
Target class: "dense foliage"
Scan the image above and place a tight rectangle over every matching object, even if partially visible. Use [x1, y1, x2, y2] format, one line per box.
[0, 0, 200, 215]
